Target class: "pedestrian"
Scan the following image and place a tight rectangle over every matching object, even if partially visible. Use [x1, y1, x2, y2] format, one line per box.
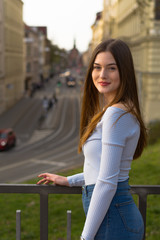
[42, 96, 49, 116]
[47, 98, 54, 110]
[37, 39, 147, 240]
[52, 93, 58, 104]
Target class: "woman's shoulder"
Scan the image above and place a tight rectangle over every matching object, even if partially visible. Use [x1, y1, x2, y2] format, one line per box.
[104, 103, 128, 116]
[102, 103, 139, 129]
[103, 103, 133, 122]
[110, 102, 129, 112]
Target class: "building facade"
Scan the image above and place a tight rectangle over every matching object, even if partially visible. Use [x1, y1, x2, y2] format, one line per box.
[0, 0, 24, 114]
[24, 25, 40, 96]
[101, 0, 160, 123]
[68, 40, 83, 72]
[91, 12, 103, 52]
[24, 25, 52, 97]
[0, 0, 5, 113]
[35, 26, 51, 83]
[82, 12, 103, 69]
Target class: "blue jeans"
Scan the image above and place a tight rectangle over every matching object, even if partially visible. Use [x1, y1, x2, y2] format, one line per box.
[82, 179, 144, 240]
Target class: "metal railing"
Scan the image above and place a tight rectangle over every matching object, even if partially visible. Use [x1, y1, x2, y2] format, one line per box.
[0, 184, 160, 240]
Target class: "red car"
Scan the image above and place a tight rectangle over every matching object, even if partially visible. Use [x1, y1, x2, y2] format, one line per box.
[0, 129, 16, 151]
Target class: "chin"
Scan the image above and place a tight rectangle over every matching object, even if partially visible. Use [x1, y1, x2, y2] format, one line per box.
[99, 89, 109, 94]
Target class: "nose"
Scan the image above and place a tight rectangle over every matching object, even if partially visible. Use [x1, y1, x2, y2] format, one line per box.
[100, 68, 107, 79]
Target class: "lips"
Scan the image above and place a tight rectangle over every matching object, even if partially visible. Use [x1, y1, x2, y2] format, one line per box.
[99, 82, 110, 86]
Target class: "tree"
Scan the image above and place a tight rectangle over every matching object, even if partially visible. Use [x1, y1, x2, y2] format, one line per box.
[50, 44, 68, 73]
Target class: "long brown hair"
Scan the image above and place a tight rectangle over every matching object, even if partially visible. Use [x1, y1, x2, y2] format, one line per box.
[78, 39, 147, 159]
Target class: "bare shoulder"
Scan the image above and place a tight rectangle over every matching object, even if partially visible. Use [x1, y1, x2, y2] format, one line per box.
[111, 102, 129, 111]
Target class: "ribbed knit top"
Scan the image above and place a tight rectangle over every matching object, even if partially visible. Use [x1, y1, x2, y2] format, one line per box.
[67, 106, 140, 240]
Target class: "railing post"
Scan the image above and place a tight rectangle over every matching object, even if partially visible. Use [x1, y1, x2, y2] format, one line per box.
[138, 193, 147, 240]
[0, 184, 159, 239]
[16, 210, 21, 240]
[40, 193, 48, 240]
[67, 210, 72, 240]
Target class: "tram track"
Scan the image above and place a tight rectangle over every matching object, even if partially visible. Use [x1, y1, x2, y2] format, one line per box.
[0, 90, 83, 183]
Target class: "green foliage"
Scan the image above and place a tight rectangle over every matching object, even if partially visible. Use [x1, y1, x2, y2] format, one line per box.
[147, 121, 160, 145]
[0, 194, 40, 240]
[130, 140, 160, 240]
[0, 145, 160, 239]
[50, 44, 68, 71]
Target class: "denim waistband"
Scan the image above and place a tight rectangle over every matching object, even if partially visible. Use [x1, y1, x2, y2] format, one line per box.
[82, 178, 130, 195]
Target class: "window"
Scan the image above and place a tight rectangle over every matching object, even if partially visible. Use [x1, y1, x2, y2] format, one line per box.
[155, 0, 160, 20]
[26, 63, 31, 73]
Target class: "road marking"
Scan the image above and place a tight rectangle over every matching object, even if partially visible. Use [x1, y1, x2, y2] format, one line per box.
[35, 144, 78, 160]
[30, 159, 67, 167]
[0, 160, 29, 172]
[0, 158, 67, 172]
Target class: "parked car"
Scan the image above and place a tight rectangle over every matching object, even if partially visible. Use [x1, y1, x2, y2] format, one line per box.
[0, 128, 16, 151]
[66, 76, 76, 87]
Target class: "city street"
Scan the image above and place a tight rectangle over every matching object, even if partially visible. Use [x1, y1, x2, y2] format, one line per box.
[0, 77, 83, 183]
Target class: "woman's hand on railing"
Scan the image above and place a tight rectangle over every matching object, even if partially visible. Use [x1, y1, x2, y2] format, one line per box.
[37, 173, 69, 186]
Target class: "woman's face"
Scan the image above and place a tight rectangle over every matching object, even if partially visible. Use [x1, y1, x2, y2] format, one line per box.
[92, 51, 120, 104]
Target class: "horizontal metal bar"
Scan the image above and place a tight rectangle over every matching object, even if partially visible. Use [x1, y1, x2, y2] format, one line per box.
[0, 184, 159, 195]
[0, 184, 159, 240]
[0, 184, 82, 194]
[130, 185, 160, 195]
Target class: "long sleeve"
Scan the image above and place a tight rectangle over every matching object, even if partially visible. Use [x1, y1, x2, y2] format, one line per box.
[67, 172, 85, 186]
[81, 108, 133, 240]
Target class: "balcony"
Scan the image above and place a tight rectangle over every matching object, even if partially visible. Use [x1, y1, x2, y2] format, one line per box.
[0, 184, 160, 240]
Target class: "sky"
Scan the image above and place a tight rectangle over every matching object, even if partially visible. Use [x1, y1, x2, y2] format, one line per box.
[22, 0, 103, 52]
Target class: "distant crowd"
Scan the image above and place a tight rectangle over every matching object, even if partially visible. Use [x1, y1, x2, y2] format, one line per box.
[42, 94, 58, 116]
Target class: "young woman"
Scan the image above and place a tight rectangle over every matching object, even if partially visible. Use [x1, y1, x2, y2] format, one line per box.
[37, 39, 147, 240]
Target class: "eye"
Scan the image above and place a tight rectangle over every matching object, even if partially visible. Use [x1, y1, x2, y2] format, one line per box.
[107, 66, 116, 71]
[93, 65, 101, 70]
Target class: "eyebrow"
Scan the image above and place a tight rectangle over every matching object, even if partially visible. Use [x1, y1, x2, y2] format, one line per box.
[93, 62, 117, 66]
